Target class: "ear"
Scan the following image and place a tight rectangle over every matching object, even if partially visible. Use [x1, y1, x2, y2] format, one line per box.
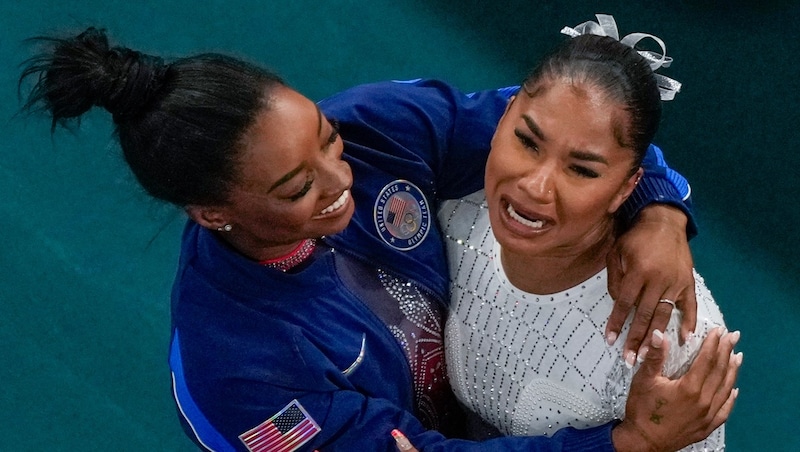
[500, 95, 516, 118]
[185, 205, 230, 231]
[608, 167, 644, 214]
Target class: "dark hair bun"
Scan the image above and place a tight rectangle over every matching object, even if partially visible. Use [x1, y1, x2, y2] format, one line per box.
[22, 27, 168, 122]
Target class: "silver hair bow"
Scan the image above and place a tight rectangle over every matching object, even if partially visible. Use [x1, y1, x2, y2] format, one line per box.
[561, 14, 682, 101]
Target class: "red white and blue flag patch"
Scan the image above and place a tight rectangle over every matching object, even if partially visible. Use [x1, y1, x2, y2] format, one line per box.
[239, 400, 320, 452]
[374, 180, 431, 251]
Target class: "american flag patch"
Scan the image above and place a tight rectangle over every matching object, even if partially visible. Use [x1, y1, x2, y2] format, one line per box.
[388, 196, 408, 226]
[239, 400, 321, 452]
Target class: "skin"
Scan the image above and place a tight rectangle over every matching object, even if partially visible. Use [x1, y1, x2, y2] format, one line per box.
[485, 78, 643, 294]
[606, 203, 698, 356]
[396, 76, 741, 452]
[188, 83, 695, 358]
[187, 87, 355, 261]
[175, 80, 736, 451]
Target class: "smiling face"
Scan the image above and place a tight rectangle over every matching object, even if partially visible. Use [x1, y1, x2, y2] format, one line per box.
[189, 86, 354, 260]
[485, 78, 643, 261]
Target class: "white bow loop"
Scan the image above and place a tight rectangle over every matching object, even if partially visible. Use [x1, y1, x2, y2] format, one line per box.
[560, 14, 681, 101]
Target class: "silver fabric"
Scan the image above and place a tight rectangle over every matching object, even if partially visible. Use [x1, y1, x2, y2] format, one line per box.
[438, 191, 726, 450]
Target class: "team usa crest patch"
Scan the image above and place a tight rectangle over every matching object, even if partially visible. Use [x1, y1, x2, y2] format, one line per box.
[374, 180, 431, 250]
[239, 399, 320, 452]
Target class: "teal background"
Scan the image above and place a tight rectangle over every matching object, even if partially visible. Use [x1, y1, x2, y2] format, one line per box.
[2, 1, 798, 450]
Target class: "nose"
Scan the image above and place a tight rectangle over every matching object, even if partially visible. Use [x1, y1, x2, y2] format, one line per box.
[518, 163, 555, 202]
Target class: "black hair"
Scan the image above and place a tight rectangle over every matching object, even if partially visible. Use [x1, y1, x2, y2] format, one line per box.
[19, 27, 286, 207]
[523, 34, 662, 168]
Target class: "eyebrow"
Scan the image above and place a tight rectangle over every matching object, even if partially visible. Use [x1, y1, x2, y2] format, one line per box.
[521, 114, 608, 165]
[521, 114, 546, 141]
[569, 150, 608, 165]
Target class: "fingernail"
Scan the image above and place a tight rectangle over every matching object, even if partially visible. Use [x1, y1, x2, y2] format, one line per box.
[637, 346, 649, 363]
[625, 350, 636, 369]
[392, 429, 413, 451]
[732, 387, 740, 399]
[734, 352, 744, 366]
[651, 329, 664, 349]
[606, 331, 618, 346]
[728, 330, 741, 346]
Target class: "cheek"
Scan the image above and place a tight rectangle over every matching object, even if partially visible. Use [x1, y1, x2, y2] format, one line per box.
[560, 189, 617, 226]
[486, 137, 519, 184]
[241, 200, 309, 233]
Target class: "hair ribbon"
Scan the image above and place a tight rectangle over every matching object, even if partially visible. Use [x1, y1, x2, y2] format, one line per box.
[561, 14, 682, 101]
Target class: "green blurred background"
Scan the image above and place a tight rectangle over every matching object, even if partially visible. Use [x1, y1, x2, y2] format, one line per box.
[2, 1, 797, 450]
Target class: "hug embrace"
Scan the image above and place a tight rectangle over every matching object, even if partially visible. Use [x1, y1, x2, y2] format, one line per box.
[20, 13, 739, 452]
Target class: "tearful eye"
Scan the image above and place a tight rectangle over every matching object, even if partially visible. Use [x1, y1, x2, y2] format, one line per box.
[571, 166, 599, 178]
[514, 129, 538, 152]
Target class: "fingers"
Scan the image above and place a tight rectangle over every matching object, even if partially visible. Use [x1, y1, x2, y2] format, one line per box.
[704, 331, 741, 405]
[676, 287, 698, 345]
[392, 429, 417, 452]
[681, 327, 723, 388]
[700, 333, 743, 436]
[606, 247, 623, 301]
[606, 273, 642, 348]
[635, 329, 669, 379]
[709, 385, 740, 433]
[624, 283, 676, 363]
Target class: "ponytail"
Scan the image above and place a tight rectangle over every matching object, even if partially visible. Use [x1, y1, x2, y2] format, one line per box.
[20, 27, 286, 207]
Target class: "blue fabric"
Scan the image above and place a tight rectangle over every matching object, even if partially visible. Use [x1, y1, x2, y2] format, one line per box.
[619, 144, 698, 238]
[169, 79, 688, 451]
[170, 331, 235, 451]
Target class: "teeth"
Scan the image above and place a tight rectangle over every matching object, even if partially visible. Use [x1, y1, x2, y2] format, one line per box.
[320, 190, 350, 215]
[507, 204, 544, 229]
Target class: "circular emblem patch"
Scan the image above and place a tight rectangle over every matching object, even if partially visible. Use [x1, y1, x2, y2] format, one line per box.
[374, 180, 431, 251]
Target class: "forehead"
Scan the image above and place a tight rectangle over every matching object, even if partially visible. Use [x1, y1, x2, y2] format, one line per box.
[515, 79, 630, 148]
[237, 87, 321, 186]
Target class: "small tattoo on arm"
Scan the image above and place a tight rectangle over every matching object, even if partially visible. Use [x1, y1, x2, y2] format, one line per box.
[650, 413, 663, 424]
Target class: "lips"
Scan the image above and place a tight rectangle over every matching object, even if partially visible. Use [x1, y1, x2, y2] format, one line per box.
[319, 189, 350, 215]
[503, 200, 553, 232]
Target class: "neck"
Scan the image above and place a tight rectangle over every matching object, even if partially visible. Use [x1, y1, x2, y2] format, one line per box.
[500, 228, 614, 295]
[218, 230, 313, 263]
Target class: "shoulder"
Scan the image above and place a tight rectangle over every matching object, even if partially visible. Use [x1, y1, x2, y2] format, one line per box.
[438, 190, 489, 236]
[692, 269, 726, 326]
[318, 79, 458, 114]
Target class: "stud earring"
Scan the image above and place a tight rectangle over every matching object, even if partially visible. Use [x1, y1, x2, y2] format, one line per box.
[217, 224, 233, 232]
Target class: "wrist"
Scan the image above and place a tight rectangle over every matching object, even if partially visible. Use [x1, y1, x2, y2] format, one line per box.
[635, 204, 688, 230]
[611, 421, 659, 452]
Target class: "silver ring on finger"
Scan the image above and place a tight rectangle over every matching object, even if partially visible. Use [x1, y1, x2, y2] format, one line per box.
[658, 298, 676, 308]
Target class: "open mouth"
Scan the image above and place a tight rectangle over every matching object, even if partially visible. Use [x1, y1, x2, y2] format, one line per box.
[507, 203, 546, 229]
[319, 190, 350, 215]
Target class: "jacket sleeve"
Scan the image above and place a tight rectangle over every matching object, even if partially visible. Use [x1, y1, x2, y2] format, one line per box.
[617, 143, 698, 239]
[318, 79, 513, 201]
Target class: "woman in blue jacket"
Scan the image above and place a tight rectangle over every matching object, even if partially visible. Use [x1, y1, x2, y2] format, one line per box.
[20, 27, 737, 451]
